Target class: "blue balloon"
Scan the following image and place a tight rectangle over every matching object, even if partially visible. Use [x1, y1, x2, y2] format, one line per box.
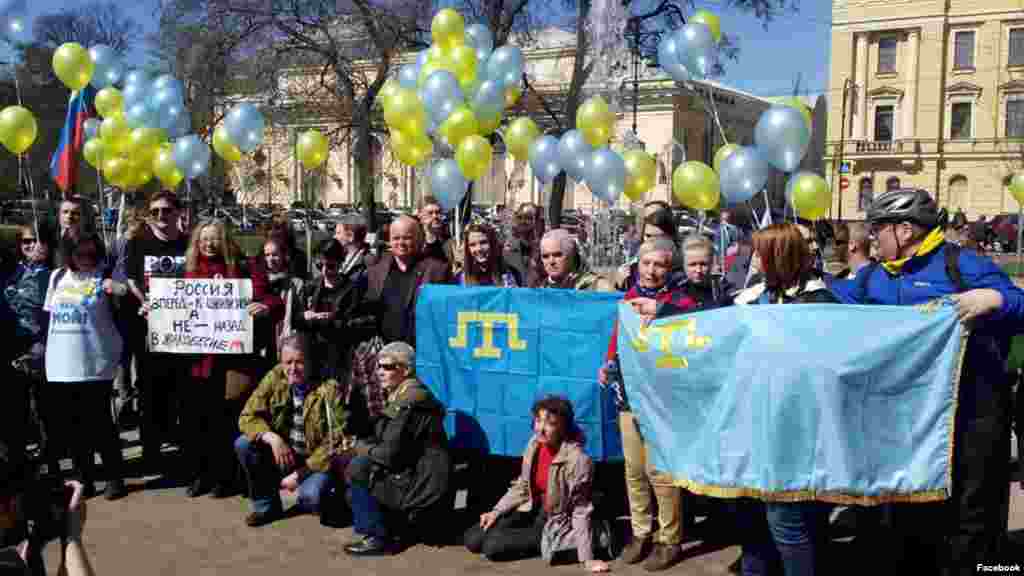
[718, 146, 771, 204]
[121, 80, 150, 109]
[486, 46, 524, 87]
[557, 130, 592, 182]
[152, 74, 176, 92]
[755, 105, 811, 173]
[224, 103, 264, 153]
[430, 159, 467, 210]
[674, 22, 715, 79]
[83, 118, 100, 140]
[397, 64, 419, 89]
[465, 23, 494, 64]
[657, 34, 690, 83]
[172, 134, 211, 180]
[585, 148, 626, 204]
[88, 45, 122, 89]
[416, 50, 429, 71]
[125, 101, 157, 129]
[149, 83, 184, 112]
[0, 0, 29, 43]
[472, 79, 504, 116]
[420, 70, 463, 125]
[528, 135, 562, 184]
[158, 101, 189, 138]
[122, 69, 148, 87]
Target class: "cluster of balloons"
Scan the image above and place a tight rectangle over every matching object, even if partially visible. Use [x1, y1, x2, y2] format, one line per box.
[380, 8, 527, 210]
[502, 95, 655, 205]
[657, 9, 721, 83]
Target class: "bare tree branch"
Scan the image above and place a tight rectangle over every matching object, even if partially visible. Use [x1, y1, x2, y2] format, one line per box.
[33, 1, 142, 54]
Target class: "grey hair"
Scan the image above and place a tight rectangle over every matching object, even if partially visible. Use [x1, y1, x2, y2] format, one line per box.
[637, 237, 676, 260]
[379, 341, 415, 368]
[540, 228, 577, 257]
[681, 234, 714, 260]
[278, 333, 307, 356]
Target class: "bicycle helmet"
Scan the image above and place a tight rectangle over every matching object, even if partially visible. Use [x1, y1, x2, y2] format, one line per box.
[866, 188, 940, 229]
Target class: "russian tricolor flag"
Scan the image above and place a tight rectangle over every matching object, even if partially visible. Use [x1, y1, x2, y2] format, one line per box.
[49, 85, 97, 194]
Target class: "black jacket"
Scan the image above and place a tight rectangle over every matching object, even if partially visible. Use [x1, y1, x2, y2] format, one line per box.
[349, 378, 450, 517]
[292, 276, 362, 383]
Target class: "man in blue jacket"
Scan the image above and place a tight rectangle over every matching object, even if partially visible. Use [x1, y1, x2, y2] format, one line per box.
[831, 188, 1024, 574]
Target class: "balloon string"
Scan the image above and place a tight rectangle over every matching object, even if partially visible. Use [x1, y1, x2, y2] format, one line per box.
[704, 82, 728, 146]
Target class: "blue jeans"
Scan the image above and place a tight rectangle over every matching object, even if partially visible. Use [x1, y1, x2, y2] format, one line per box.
[741, 501, 830, 576]
[234, 436, 332, 514]
[348, 456, 387, 538]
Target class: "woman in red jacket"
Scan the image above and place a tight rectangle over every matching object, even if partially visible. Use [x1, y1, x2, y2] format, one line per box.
[182, 220, 250, 498]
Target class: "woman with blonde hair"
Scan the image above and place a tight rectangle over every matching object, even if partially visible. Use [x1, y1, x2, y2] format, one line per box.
[182, 219, 253, 498]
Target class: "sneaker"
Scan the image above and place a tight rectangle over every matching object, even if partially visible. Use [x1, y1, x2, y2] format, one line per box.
[245, 508, 283, 527]
[344, 535, 393, 556]
[621, 535, 651, 564]
[104, 479, 128, 501]
[643, 543, 682, 572]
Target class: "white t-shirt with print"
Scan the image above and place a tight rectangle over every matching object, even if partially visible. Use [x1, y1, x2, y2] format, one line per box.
[44, 269, 123, 382]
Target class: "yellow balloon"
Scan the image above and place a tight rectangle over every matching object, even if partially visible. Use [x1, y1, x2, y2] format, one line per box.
[504, 117, 539, 161]
[431, 9, 465, 51]
[427, 44, 448, 64]
[390, 130, 431, 167]
[83, 138, 105, 168]
[449, 45, 477, 86]
[94, 88, 124, 119]
[713, 143, 740, 174]
[0, 106, 37, 155]
[477, 107, 502, 136]
[212, 126, 242, 163]
[576, 96, 615, 148]
[103, 156, 131, 188]
[153, 145, 184, 189]
[673, 161, 720, 211]
[1010, 173, 1024, 206]
[691, 10, 722, 44]
[100, 114, 131, 155]
[456, 135, 493, 181]
[378, 79, 401, 110]
[439, 105, 479, 148]
[130, 127, 165, 154]
[52, 43, 94, 91]
[383, 88, 428, 136]
[623, 150, 657, 201]
[297, 129, 329, 170]
[788, 172, 831, 220]
[504, 85, 522, 108]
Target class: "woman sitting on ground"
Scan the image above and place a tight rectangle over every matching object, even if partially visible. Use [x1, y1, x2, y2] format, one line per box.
[455, 222, 521, 287]
[464, 395, 610, 573]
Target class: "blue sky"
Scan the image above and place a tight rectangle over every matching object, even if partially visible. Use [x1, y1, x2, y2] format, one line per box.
[23, 0, 831, 98]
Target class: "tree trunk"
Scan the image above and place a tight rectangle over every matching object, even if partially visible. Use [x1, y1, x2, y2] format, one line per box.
[548, 173, 566, 228]
[353, 101, 376, 232]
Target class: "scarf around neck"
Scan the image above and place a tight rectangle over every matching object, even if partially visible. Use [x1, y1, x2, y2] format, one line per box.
[880, 227, 945, 275]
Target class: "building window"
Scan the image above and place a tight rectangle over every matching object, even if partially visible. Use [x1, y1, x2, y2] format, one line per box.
[950, 102, 973, 139]
[886, 177, 901, 191]
[1010, 29, 1024, 67]
[1008, 98, 1024, 138]
[953, 31, 975, 70]
[874, 105, 895, 141]
[949, 175, 968, 209]
[858, 178, 874, 211]
[878, 37, 898, 74]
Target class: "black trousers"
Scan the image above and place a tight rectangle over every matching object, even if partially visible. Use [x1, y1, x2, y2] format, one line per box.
[181, 375, 242, 486]
[0, 366, 29, 483]
[464, 508, 545, 561]
[138, 351, 186, 466]
[39, 380, 123, 485]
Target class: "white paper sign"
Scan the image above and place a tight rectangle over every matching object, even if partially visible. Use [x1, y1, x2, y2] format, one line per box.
[147, 278, 254, 354]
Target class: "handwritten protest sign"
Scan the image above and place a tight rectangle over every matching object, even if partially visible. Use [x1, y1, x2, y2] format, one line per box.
[147, 278, 254, 354]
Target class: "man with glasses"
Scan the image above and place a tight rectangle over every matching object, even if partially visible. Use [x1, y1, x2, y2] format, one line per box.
[831, 188, 1024, 575]
[123, 191, 189, 480]
[417, 196, 454, 266]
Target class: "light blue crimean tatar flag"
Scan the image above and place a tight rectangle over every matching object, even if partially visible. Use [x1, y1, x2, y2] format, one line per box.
[617, 301, 967, 505]
[416, 285, 624, 461]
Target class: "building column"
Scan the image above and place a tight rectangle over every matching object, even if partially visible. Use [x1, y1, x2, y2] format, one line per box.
[853, 33, 869, 139]
[903, 30, 919, 139]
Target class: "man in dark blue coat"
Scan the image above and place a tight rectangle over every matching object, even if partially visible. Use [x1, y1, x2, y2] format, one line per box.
[831, 188, 1024, 574]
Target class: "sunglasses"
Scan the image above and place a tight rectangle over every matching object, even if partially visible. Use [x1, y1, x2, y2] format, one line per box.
[20, 238, 36, 245]
[150, 207, 176, 217]
[377, 362, 400, 371]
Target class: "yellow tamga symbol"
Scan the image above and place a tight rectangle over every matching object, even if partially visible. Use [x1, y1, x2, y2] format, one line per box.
[448, 311, 528, 359]
[630, 318, 711, 368]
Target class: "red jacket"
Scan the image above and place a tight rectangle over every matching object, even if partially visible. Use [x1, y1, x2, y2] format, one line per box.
[606, 285, 699, 361]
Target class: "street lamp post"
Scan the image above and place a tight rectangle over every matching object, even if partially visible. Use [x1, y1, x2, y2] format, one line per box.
[835, 78, 854, 221]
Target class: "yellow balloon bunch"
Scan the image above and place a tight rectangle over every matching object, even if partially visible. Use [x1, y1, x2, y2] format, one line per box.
[504, 117, 539, 161]
[673, 161, 720, 211]
[576, 96, 615, 148]
[456, 135, 492, 180]
[439, 105, 479, 148]
[153, 144, 184, 189]
[0, 106, 38, 155]
[52, 43, 94, 91]
[1010, 173, 1024, 206]
[297, 130, 329, 170]
[94, 88, 124, 119]
[212, 126, 242, 163]
[130, 127, 167, 168]
[431, 9, 465, 51]
[623, 150, 657, 201]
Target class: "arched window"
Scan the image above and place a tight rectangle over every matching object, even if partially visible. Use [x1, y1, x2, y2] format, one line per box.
[858, 177, 874, 211]
[949, 175, 968, 211]
[886, 176, 901, 191]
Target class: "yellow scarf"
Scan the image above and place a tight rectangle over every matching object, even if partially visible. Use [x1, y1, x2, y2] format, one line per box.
[881, 227, 946, 274]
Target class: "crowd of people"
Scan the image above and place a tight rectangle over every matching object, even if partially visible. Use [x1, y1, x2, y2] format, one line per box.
[1, 186, 1022, 576]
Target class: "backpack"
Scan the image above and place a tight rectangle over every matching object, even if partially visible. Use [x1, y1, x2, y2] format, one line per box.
[856, 243, 967, 301]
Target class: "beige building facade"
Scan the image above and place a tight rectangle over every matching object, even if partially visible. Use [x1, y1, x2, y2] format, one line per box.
[826, 0, 1024, 221]
[245, 29, 777, 213]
